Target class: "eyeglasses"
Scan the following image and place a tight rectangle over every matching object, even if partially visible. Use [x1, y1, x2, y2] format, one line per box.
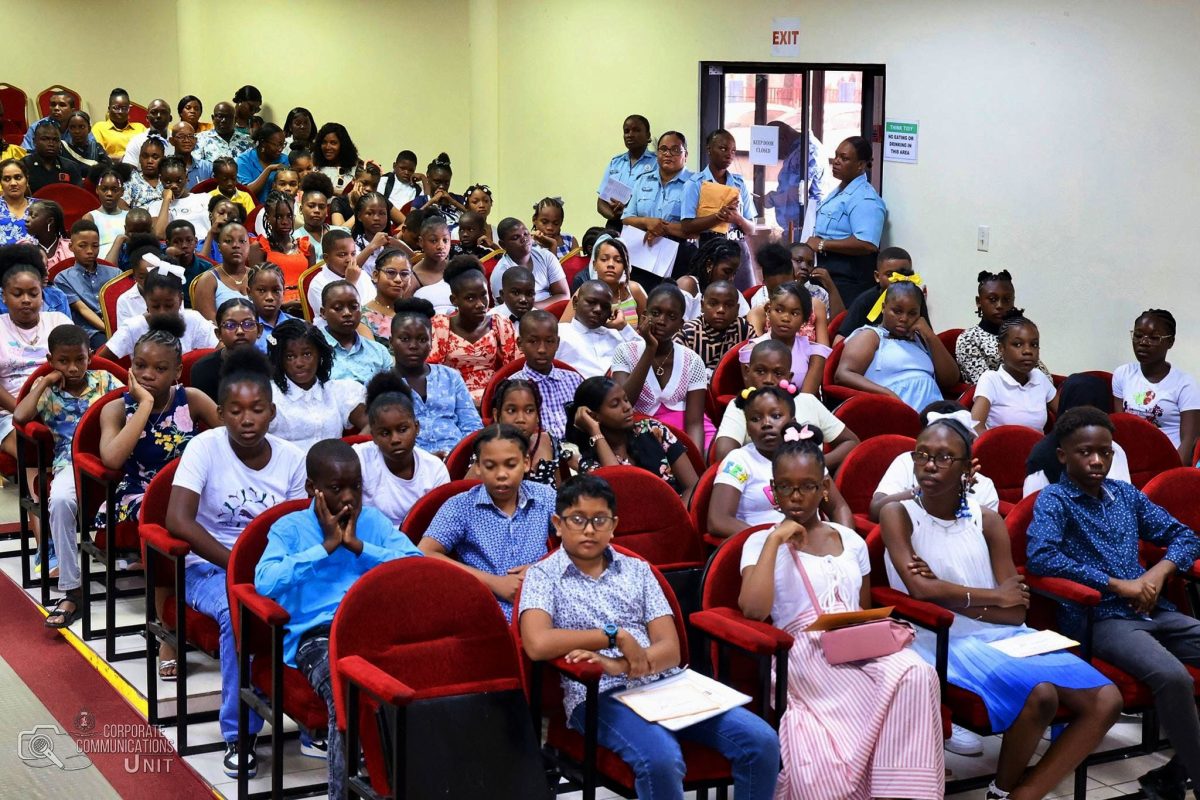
[559, 514, 617, 533]
[219, 319, 259, 332]
[173, 134, 197, 142]
[379, 268, 413, 281]
[657, 146, 685, 156]
[1130, 332, 1173, 345]
[771, 482, 823, 499]
[912, 451, 969, 469]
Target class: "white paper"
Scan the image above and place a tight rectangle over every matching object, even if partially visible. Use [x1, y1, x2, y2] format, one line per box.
[598, 177, 634, 206]
[615, 669, 753, 730]
[883, 119, 919, 164]
[749, 125, 779, 166]
[987, 629, 1079, 659]
[618, 227, 680, 278]
[770, 17, 801, 57]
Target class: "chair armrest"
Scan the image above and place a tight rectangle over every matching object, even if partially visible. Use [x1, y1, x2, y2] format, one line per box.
[702, 533, 727, 549]
[338, 655, 416, 707]
[997, 500, 1014, 517]
[16, 420, 54, 448]
[690, 608, 794, 656]
[546, 656, 605, 685]
[1025, 574, 1102, 606]
[139, 523, 191, 558]
[871, 587, 955, 630]
[229, 583, 291, 627]
[75, 452, 122, 483]
[1180, 559, 1200, 581]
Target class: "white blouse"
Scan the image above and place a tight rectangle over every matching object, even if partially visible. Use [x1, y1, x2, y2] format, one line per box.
[741, 523, 868, 627]
[268, 377, 365, 452]
[611, 340, 707, 413]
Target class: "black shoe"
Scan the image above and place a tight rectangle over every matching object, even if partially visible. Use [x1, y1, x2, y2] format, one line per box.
[223, 735, 258, 779]
[1139, 758, 1187, 800]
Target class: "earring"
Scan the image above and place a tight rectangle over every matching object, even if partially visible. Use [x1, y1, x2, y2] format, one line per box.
[956, 475, 972, 519]
[974, 307, 983, 318]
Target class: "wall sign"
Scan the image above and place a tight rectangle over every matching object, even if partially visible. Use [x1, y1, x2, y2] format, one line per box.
[771, 17, 801, 57]
[884, 119, 919, 163]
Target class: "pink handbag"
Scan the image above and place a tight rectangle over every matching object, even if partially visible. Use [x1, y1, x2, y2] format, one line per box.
[788, 547, 915, 665]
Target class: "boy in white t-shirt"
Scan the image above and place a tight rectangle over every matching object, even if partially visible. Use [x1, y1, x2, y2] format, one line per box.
[165, 351, 307, 779]
[307, 229, 375, 321]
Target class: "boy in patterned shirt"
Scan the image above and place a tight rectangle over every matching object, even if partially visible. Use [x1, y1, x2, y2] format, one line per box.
[13, 324, 122, 627]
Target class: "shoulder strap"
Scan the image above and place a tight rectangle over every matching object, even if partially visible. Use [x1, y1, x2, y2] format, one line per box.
[786, 546, 825, 615]
[383, 173, 396, 198]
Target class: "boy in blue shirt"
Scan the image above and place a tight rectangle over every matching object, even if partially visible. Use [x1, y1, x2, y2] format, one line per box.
[54, 219, 120, 349]
[255, 438, 421, 798]
[520, 475, 779, 800]
[1027, 407, 1200, 799]
[319, 280, 393, 383]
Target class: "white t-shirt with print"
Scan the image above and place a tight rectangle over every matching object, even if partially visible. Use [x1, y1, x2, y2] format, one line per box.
[1113, 363, 1200, 448]
[713, 444, 783, 528]
[106, 309, 219, 358]
[147, 193, 212, 240]
[740, 522, 867, 626]
[353, 443, 450, 528]
[173, 428, 307, 567]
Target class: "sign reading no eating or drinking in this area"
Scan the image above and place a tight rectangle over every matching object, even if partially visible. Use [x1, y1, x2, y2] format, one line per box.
[884, 120, 919, 164]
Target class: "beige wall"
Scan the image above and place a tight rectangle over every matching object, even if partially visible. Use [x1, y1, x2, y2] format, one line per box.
[6, 0, 1199, 372]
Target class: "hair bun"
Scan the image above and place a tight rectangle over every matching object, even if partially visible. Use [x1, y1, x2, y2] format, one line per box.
[145, 312, 186, 340]
[220, 345, 271, 380]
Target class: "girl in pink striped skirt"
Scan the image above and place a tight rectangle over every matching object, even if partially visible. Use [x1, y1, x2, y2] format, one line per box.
[740, 423, 944, 799]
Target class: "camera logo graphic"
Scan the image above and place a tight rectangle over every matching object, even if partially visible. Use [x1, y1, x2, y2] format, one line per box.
[16, 725, 92, 771]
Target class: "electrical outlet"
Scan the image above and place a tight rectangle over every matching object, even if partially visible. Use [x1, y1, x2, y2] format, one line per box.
[977, 226, 990, 252]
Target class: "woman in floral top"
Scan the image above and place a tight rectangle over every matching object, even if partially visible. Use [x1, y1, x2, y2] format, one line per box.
[565, 376, 699, 503]
[0, 159, 32, 246]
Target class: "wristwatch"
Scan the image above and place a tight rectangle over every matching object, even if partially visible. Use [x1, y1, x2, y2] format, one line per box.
[603, 623, 619, 649]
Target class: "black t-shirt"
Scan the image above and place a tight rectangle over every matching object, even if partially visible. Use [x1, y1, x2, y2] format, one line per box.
[188, 351, 223, 403]
[840, 286, 881, 338]
[22, 155, 82, 194]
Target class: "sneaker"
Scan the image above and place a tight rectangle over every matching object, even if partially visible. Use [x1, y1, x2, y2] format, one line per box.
[223, 735, 258, 779]
[945, 723, 984, 756]
[1139, 757, 1187, 800]
[985, 781, 1010, 800]
[299, 730, 328, 760]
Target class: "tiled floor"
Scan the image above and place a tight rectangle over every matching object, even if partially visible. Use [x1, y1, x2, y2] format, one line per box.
[0, 481, 1183, 799]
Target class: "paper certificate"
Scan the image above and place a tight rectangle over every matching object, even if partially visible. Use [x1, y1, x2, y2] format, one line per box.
[615, 669, 753, 730]
[987, 630, 1079, 659]
[598, 177, 634, 206]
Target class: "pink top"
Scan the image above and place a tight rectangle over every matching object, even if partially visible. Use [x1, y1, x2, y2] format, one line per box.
[612, 341, 708, 414]
[45, 237, 72, 271]
[737, 332, 832, 389]
[0, 311, 74, 400]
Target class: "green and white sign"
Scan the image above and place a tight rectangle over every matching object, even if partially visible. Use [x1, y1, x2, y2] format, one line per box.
[884, 120, 919, 164]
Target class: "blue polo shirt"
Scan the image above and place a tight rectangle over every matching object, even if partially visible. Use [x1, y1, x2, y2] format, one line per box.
[814, 172, 886, 246]
[322, 329, 394, 384]
[185, 158, 214, 190]
[682, 166, 757, 222]
[622, 167, 695, 222]
[234, 148, 289, 204]
[255, 503, 422, 667]
[597, 149, 658, 198]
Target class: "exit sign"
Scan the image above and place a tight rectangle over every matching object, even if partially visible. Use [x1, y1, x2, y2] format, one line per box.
[771, 17, 801, 57]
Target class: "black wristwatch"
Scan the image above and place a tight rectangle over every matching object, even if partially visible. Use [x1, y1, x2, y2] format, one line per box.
[603, 623, 619, 649]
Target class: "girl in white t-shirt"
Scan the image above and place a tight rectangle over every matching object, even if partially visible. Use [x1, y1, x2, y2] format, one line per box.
[353, 371, 450, 529]
[1114, 308, 1200, 463]
[0, 251, 73, 455]
[970, 312, 1057, 433]
[99, 264, 219, 361]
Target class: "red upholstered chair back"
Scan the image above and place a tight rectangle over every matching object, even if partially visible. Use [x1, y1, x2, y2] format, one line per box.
[226, 498, 312, 648]
[480, 357, 579, 425]
[331, 557, 524, 795]
[138, 459, 181, 589]
[401, 479, 481, 543]
[72, 388, 127, 524]
[699, 524, 774, 612]
[559, 248, 589, 287]
[687, 465, 720, 543]
[180, 348, 216, 387]
[864, 525, 888, 587]
[742, 284, 763, 303]
[99, 270, 134, 336]
[832, 394, 921, 440]
[973, 425, 1044, 505]
[1143, 467, 1200, 532]
[835, 434, 915, 516]
[590, 466, 704, 569]
[33, 182, 100, 229]
[545, 298, 569, 320]
[628, 413, 706, 477]
[37, 85, 82, 116]
[1001, 492, 1061, 630]
[127, 102, 149, 126]
[821, 339, 863, 406]
[706, 340, 750, 423]
[0, 84, 28, 145]
[936, 328, 963, 354]
[480, 248, 505, 282]
[1111, 412, 1181, 488]
[444, 431, 483, 481]
[246, 204, 267, 237]
[959, 384, 976, 407]
[297, 264, 322, 321]
[827, 310, 847, 339]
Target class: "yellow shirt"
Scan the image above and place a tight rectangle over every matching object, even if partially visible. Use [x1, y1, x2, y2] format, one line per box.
[0, 144, 26, 161]
[210, 188, 256, 216]
[91, 119, 147, 158]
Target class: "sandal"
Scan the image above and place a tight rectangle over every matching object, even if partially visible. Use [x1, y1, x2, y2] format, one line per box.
[45, 596, 81, 629]
[158, 658, 178, 682]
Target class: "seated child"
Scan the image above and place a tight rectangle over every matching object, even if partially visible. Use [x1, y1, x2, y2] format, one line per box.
[487, 265, 535, 324]
[970, 311, 1057, 433]
[678, 237, 750, 321]
[347, 191, 397, 275]
[566, 376, 699, 502]
[245, 263, 294, 350]
[163, 220, 205, 294]
[148, 156, 211, 242]
[249, 192, 314, 307]
[255, 438, 422, 799]
[673, 279, 751, 375]
[165, 347, 308, 777]
[836, 247, 915, 342]
[114, 239, 164, 325]
[711, 339, 858, 468]
[1024, 374, 1132, 496]
[419, 424, 553, 620]
[409, 153, 465, 229]
[514, 309, 583, 439]
[745, 241, 794, 310]
[294, 188, 331, 262]
[957, 270, 1049, 384]
[26, 200, 72, 269]
[451, 211, 496, 259]
[556, 280, 639, 378]
[738, 282, 830, 395]
[1027, 407, 1200, 796]
[836, 281, 960, 412]
[307, 229, 375, 315]
[471, 378, 571, 486]
[427, 258, 519, 404]
[100, 264, 218, 360]
[490, 217, 569, 308]
[54, 219, 121, 349]
[265, 319, 367, 452]
[870, 402, 1000, 521]
[381, 149, 420, 211]
[354, 373, 450, 527]
[789, 241, 842, 317]
[388, 298, 481, 458]
[519, 474, 780, 800]
[361, 249, 414, 341]
[531, 196, 577, 257]
[319, 280, 393, 383]
[198, 196, 242, 265]
[462, 183, 496, 247]
[82, 167, 129, 255]
[188, 298, 261, 402]
[561, 233, 644, 326]
[209, 156, 255, 217]
[14, 324, 122, 627]
[411, 215, 455, 313]
[105, 209, 156, 269]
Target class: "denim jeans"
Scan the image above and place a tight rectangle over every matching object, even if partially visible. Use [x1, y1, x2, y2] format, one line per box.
[569, 693, 779, 800]
[184, 562, 264, 742]
[296, 635, 343, 800]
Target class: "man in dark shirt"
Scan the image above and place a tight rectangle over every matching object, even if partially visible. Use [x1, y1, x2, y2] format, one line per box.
[834, 246, 914, 341]
[22, 121, 82, 193]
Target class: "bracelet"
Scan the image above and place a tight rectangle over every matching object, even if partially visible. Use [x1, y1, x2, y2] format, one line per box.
[973, 607, 988, 621]
[964, 591, 971, 608]
[588, 434, 601, 448]
[817, 238, 826, 253]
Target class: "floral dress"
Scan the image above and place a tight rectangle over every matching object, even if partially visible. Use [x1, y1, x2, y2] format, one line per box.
[96, 386, 196, 527]
[578, 419, 688, 495]
[427, 314, 520, 404]
[0, 197, 31, 245]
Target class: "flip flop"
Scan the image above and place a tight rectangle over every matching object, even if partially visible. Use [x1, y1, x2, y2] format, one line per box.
[158, 658, 178, 682]
[44, 597, 81, 629]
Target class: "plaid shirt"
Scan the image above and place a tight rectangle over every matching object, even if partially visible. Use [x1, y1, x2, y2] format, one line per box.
[514, 365, 582, 440]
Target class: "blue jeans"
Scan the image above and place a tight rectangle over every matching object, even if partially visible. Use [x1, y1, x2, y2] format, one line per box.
[296, 636, 343, 800]
[569, 693, 779, 800]
[184, 562, 264, 742]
